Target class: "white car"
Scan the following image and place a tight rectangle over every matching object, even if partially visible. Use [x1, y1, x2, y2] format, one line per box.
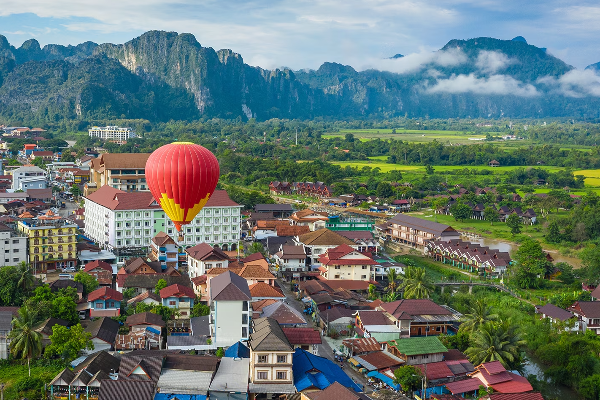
[62, 266, 76, 273]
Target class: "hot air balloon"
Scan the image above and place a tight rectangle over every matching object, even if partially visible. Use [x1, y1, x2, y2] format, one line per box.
[145, 142, 220, 238]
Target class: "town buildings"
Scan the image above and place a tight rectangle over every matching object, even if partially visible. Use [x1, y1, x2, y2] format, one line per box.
[11, 166, 47, 191]
[17, 219, 78, 272]
[84, 186, 242, 254]
[209, 270, 252, 346]
[85, 153, 150, 195]
[160, 284, 196, 319]
[294, 228, 357, 267]
[186, 243, 229, 279]
[88, 287, 123, 318]
[88, 126, 137, 141]
[317, 244, 376, 281]
[0, 223, 27, 267]
[376, 213, 461, 249]
[149, 232, 179, 271]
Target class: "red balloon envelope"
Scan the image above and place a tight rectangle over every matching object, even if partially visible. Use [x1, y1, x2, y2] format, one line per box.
[145, 142, 220, 232]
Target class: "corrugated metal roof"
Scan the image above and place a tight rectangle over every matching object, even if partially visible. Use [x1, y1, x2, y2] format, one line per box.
[208, 357, 249, 393]
[156, 369, 213, 395]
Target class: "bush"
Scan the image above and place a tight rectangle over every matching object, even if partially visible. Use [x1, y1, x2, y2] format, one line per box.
[14, 376, 44, 392]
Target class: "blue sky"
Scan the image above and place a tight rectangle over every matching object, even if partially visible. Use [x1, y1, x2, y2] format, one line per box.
[1, 0, 600, 71]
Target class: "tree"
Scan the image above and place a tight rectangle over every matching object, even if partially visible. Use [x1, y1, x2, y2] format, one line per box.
[74, 272, 99, 295]
[450, 203, 472, 222]
[215, 347, 225, 357]
[155, 279, 168, 294]
[355, 187, 368, 195]
[123, 288, 137, 301]
[460, 300, 499, 333]
[425, 164, 435, 175]
[16, 262, 34, 296]
[386, 269, 400, 294]
[191, 302, 210, 317]
[45, 324, 93, 361]
[432, 197, 449, 214]
[545, 220, 562, 243]
[484, 207, 500, 225]
[506, 214, 522, 236]
[580, 245, 600, 286]
[151, 304, 176, 322]
[555, 262, 575, 285]
[513, 238, 547, 289]
[376, 182, 394, 198]
[51, 295, 79, 324]
[465, 321, 525, 370]
[9, 306, 42, 376]
[579, 374, 600, 400]
[70, 185, 81, 198]
[368, 284, 378, 300]
[392, 365, 422, 394]
[401, 267, 433, 299]
[248, 242, 266, 256]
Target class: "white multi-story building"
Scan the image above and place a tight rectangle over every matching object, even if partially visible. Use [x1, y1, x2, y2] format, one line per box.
[88, 126, 137, 141]
[84, 186, 242, 253]
[11, 166, 47, 191]
[0, 224, 27, 267]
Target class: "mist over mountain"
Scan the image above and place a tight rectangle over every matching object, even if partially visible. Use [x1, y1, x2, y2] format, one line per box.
[1, 30, 600, 123]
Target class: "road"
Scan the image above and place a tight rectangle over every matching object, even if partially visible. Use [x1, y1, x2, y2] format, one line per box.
[58, 199, 79, 218]
[276, 277, 370, 392]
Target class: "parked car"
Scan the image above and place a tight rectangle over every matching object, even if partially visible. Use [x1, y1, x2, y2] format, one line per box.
[62, 266, 76, 273]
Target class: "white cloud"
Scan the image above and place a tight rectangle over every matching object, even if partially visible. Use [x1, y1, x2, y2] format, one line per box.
[476, 50, 515, 73]
[357, 47, 467, 74]
[426, 73, 539, 96]
[538, 69, 600, 97]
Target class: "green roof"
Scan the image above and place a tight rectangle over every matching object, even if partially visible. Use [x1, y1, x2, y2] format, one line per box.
[387, 336, 448, 356]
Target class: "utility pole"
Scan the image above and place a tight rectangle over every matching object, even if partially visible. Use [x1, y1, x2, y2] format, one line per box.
[295, 128, 298, 146]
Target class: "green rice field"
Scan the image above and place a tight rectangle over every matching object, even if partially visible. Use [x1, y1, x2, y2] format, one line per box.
[323, 129, 487, 144]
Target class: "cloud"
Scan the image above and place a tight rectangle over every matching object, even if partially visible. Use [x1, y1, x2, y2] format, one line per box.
[357, 47, 467, 74]
[2, 30, 28, 35]
[476, 50, 515, 73]
[538, 69, 600, 97]
[426, 73, 539, 96]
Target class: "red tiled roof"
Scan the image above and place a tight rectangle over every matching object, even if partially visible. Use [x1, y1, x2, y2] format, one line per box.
[342, 337, 381, 353]
[282, 328, 322, 345]
[241, 252, 265, 263]
[86, 186, 239, 210]
[357, 310, 392, 326]
[185, 243, 228, 261]
[239, 265, 275, 279]
[415, 361, 455, 380]
[251, 299, 278, 313]
[380, 299, 452, 319]
[314, 278, 375, 291]
[88, 287, 123, 302]
[491, 373, 533, 393]
[319, 244, 376, 266]
[276, 225, 311, 237]
[84, 260, 113, 273]
[487, 393, 544, 400]
[480, 360, 507, 375]
[445, 377, 484, 394]
[159, 284, 195, 299]
[249, 282, 284, 298]
[191, 275, 207, 285]
[357, 351, 402, 370]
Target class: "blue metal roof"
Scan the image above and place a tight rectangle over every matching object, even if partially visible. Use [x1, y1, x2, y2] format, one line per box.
[292, 348, 361, 392]
[154, 394, 206, 400]
[224, 341, 250, 359]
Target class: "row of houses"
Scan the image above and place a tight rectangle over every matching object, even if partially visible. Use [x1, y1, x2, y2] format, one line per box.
[426, 240, 512, 277]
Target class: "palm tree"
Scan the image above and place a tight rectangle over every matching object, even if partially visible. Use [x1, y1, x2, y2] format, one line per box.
[9, 306, 42, 376]
[385, 291, 401, 303]
[368, 284, 378, 300]
[400, 267, 434, 299]
[17, 262, 34, 294]
[386, 269, 400, 294]
[465, 320, 526, 369]
[460, 300, 499, 333]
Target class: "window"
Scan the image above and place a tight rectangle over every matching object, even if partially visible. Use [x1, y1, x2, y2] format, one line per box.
[334, 266, 340, 269]
[361, 275, 367, 279]
[258, 355, 268, 363]
[242, 314, 248, 324]
[95, 302, 104, 309]
[257, 371, 268, 380]
[362, 266, 368, 269]
[242, 327, 248, 337]
[13, 257, 19, 262]
[169, 300, 176, 306]
[277, 355, 287, 363]
[276, 371, 287, 380]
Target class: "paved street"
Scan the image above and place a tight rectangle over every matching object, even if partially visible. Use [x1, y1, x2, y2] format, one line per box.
[276, 277, 371, 393]
[59, 198, 79, 218]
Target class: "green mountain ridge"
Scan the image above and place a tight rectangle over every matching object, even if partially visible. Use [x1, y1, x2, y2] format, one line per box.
[0, 31, 599, 123]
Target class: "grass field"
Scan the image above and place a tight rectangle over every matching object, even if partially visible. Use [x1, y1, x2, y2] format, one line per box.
[574, 169, 600, 186]
[323, 129, 488, 144]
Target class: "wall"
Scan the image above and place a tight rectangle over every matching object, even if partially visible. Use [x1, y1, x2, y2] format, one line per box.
[213, 300, 249, 347]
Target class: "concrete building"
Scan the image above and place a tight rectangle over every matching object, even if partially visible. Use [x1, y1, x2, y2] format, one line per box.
[84, 186, 242, 253]
[294, 228, 358, 267]
[317, 244, 376, 281]
[88, 126, 137, 141]
[273, 245, 306, 272]
[88, 287, 123, 318]
[186, 243, 229, 279]
[11, 166, 47, 191]
[0, 223, 27, 267]
[376, 214, 461, 250]
[85, 152, 150, 195]
[149, 232, 179, 271]
[248, 317, 296, 396]
[209, 271, 252, 346]
[17, 219, 78, 272]
[160, 284, 196, 319]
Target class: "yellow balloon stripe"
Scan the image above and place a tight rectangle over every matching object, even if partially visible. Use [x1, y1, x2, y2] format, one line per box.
[159, 192, 211, 226]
